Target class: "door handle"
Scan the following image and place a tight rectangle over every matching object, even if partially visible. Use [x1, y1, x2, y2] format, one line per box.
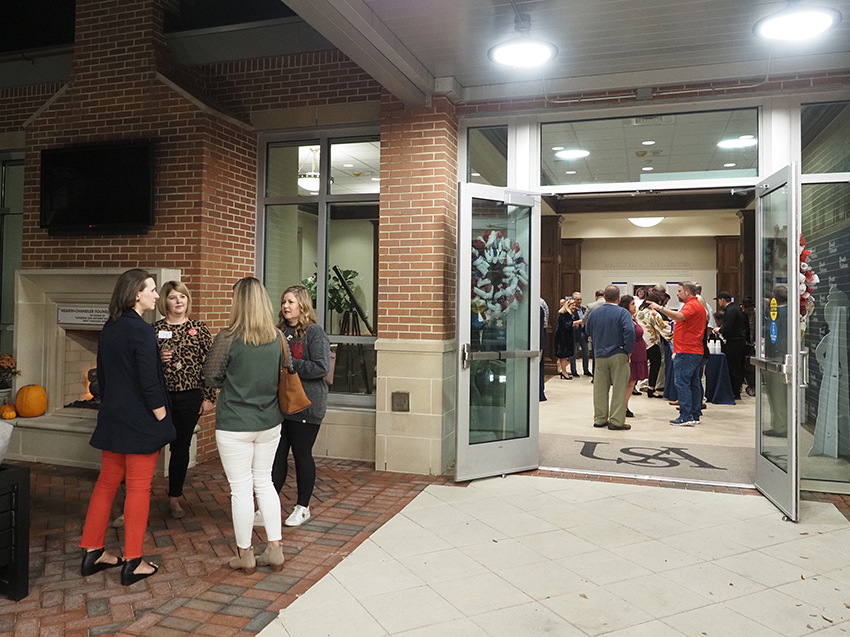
[799, 348, 809, 388]
[749, 354, 793, 384]
[462, 343, 538, 370]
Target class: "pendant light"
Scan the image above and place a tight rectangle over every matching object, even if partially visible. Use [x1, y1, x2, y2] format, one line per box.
[488, 12, 557, 68]
[298, 147, 320, 192]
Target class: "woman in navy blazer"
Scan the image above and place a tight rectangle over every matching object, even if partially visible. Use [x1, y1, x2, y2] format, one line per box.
[79, 269, 176, 586]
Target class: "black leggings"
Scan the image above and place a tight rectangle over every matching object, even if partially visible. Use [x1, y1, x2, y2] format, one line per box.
[168, 389, 203, 498]
[271, 419, 321, 506]
[647, 344, 662, 388]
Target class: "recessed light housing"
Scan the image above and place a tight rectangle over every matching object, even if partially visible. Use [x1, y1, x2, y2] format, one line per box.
[642, 141, 656, 146]
[754, 4, 841, 41]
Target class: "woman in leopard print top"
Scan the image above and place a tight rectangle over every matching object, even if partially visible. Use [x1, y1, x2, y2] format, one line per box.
[154, 281, 216, 519]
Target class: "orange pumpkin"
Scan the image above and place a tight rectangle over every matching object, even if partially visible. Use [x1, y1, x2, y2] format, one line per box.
[15, 384, 46, 418]
[0, 404, 15, 419]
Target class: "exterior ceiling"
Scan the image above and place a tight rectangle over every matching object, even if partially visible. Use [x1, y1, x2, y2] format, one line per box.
[284, 0, 850, 106]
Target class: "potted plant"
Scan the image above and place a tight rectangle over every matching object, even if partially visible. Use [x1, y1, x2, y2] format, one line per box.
[0, 355, 20, 391]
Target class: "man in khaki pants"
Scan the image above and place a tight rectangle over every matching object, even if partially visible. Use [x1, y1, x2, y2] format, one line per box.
[585, 285, 636, 430]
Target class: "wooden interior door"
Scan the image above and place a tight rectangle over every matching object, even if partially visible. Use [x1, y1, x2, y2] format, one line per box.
[540, 215, 561, 371]
[715, 235, 742, 300]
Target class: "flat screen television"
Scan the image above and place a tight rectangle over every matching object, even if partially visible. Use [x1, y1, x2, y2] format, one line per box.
[40, 140, 155, 236]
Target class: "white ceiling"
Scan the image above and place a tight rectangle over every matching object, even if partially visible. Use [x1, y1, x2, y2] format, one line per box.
[283, 0, 850, 107]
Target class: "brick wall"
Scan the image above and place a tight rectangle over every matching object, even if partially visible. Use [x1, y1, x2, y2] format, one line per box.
[19, 0, 258, 461]
[198, 51, 382, 120]
[378, 95, 458, 341]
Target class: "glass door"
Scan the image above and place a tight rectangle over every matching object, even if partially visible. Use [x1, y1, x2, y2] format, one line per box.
[751, 164, 801, 521]
[456, 183, 540, 481]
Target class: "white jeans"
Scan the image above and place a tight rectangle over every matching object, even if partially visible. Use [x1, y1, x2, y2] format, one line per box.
[216, 425, 282, 548]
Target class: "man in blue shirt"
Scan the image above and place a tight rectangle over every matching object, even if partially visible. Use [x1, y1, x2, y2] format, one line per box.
[585, 285, 636, 430]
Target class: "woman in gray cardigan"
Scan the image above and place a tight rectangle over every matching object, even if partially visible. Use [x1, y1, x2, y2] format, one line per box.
[271, 285, 331, 527]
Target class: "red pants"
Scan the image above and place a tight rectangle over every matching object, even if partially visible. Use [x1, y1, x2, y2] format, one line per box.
[80, 450, 159, 559]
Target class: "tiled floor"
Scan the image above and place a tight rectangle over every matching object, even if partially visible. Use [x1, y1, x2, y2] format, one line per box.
[262, 475, 850, 637]
[5, 458, 850, 636]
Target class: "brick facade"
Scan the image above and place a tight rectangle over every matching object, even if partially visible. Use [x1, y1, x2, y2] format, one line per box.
[378, 94, 459, 341]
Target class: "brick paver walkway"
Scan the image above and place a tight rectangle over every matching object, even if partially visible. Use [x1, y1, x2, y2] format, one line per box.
[0, 458, 845, 636]
[2, 458, 452, 637]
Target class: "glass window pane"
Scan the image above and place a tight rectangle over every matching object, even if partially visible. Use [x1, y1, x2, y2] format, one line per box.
[801, 181, 850, 485]
[1, 214, 21, 353]
[3, 162, 24, 212]
[330, 139, 380, 195]
[264, 203, 318, 310]
[267, 143, 321, 197]
[468, 126, 507, 186]
[540, 108, 758, 185]
[469, 198, 531, 444]
[802, 101, 850, 174]
[325, 203, 377, 396]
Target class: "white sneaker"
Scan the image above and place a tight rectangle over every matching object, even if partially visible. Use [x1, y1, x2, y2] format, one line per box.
[284, 505, 311, 527]
[253, 510, 264, 527]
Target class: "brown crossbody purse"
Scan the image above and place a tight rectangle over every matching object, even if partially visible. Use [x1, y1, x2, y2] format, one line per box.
[278, 334, 311, 415]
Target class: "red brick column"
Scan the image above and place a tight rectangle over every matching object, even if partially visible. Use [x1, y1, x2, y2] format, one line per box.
[375, 95, 459, 475]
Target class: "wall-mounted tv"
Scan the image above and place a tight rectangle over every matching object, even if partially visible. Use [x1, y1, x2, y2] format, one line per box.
[40, 140, 155, 236]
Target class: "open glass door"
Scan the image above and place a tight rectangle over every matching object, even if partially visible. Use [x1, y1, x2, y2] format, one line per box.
[456, 183, 540, 481]
[751, 164, 801, 521]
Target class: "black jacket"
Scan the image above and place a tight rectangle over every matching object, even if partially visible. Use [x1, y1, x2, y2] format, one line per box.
[91, 309, 175, 454]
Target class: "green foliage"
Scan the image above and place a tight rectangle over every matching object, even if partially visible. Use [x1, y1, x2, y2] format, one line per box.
[301, 267, 359, 313]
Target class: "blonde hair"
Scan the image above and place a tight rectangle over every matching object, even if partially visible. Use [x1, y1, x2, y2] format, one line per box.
[156, 280, 192, 317]
[278, 285, 317, 337]
[559, 298, 576, 314]
[228, 278, 278, 346]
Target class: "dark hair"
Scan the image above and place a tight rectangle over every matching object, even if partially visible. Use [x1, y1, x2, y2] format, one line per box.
[646, 290, 663, 304]
[618, 295, 634, 310]
[109, 268, 153, 320]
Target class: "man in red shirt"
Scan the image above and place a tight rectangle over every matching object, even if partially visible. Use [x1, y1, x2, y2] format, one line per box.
[647, 281, 706, 426]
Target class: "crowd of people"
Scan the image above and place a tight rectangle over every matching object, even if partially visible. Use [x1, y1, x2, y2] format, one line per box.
[549, 281, 752, 431]
[80, 269, 331, 584]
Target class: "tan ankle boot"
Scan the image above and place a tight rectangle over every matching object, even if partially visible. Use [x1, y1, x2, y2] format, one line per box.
[255, 544, 284, 572]
[229, 547, 256, 575]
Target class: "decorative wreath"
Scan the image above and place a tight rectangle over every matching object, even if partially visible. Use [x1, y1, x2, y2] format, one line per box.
[471, 230, 528, 320]
[799, 233, 818, 325]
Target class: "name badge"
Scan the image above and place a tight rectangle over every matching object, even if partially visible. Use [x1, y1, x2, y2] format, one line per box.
[158, 330, 173, 339]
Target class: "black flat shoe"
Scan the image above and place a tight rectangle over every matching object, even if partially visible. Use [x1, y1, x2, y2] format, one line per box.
[120, 557, 159, 586]
[626, 409, 634, 418]
[81, 548, 123, 576]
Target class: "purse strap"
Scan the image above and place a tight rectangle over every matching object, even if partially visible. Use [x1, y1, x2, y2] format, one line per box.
[279, 331, 295, 373]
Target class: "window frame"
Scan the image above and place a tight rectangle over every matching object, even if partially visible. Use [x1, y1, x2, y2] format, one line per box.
[257, 126, 380, 409]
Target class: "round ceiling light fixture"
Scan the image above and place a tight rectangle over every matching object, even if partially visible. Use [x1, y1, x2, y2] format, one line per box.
[555, 149, 590, 160]
[629, 217, 665, 228]
[754, 4, 841, 41]
[488, 13, 557, 68]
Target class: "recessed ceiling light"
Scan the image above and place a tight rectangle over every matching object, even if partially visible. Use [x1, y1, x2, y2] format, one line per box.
[642, 141, 656, 146]
[565, 170, 577, 175]
[555, 149, 590, 160]
[343, 163, 354, 168]
[371, 177, 380, 181]
[724, 163, 737, 167]
[552, 146, 564, 151]
[629, 217, 664, 227]
[471, 172, 481, 177]
[717, 136, 759, 149]
[754, 5, 841, 41]
[642, 167, 654, 171]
